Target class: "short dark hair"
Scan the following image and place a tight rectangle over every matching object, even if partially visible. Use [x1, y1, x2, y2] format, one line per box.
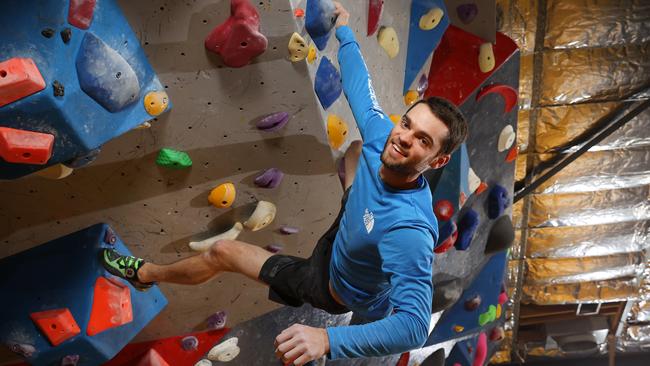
[405, 96, 468, 156]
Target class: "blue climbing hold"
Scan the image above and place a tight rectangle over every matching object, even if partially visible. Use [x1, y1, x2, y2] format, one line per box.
[76, 32, 141, 112]
[455, 208, 479, 251]
[488, 184, 509, 219]
[305, 0, 337, 51]
[314, 56, 342, 110]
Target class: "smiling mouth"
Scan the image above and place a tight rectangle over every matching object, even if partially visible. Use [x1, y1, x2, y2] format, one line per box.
[392, 143, 407, 157]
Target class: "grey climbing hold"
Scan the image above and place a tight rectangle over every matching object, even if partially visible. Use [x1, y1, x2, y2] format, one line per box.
[256, 112, 290, 132]
[207, 310, 227, 330]
[61, 354, 80, 366]
[279, 225, 299, 235]
[182, 336, 199, 351]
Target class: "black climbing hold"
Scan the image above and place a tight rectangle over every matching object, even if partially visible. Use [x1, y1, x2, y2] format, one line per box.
[60, 28, 72, 44]
[52, 80, 65, 97]
[431, 277, 463, 313]
[41, 28, 55, 38]
[484, 215, 515, 254]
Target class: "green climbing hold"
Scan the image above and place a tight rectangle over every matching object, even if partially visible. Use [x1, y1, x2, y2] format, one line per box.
[478, 305, 497, 326]
[156, 148, 192, 169]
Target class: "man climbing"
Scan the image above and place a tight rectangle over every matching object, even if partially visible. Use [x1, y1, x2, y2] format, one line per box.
[101, 2, 467, 364]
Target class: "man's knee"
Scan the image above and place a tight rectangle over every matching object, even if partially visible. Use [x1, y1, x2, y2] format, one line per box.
[205, 240, 234, 269]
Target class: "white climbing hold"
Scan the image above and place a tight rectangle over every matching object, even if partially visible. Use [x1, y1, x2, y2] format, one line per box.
[207, 337, 240, 362]
[244, 201, 277, 231]
[189, 222, 243, 252]
[194, 359, 212, 366]
[497, 125, 515, 152]
[468, 167, 481, 194]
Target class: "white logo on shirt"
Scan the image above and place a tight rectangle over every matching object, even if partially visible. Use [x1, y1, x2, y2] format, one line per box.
[363, 208, 374, 234]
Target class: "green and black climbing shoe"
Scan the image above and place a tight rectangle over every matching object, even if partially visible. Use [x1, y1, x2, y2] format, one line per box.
[100, 248, 153, 291]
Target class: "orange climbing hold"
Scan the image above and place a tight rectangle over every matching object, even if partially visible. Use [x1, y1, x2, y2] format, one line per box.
[505, 145, 519, 162]
[404, 90, 418, 106]
[0, 126, 54, 165]
[136, 349, 171, 366]
[475, 181, 488, 195]
[29, 308, 81, 346]
[87, 277, 133, 336]
[0, 57, 46, 107]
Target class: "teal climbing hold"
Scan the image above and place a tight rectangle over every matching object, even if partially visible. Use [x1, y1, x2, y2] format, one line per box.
[156, 148, 192, 169]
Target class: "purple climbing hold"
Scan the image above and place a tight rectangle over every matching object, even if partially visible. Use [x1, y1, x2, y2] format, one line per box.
[455, 208, 479, 251]
[265, 243, 283, 253]
[207, 310, 227, 330]
[314, 57, 342, 110]
[181, 335, 199, 351]
[464, 294, 481, 311]
[61, 355, 80, 366]
[279, 226, 299, 235]
[103, 227, 117, 245]
[416, 74, 429, 96]
[11, 343, 36, 358]
[256, 112, 290, 132]
[254, 168, 284, 188]
[456, 3, 479, 25]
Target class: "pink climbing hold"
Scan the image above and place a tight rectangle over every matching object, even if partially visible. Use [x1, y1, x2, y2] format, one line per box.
[472, 333, 487, 366]
[68, 0, 97, 30]
[498, 290, 508, 305]
[204, 0, 268, 68]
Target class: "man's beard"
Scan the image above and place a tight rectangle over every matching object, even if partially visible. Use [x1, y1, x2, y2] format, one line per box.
[380, 135, 415, 175]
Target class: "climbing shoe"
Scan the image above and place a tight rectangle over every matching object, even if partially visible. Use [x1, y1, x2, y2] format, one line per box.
[100, 248, 153, 291]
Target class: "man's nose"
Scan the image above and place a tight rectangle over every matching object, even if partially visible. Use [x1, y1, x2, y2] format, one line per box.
[398, 131, 413, 147]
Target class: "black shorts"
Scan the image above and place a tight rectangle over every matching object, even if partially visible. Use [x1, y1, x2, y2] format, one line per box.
[258, 189, 350, 315]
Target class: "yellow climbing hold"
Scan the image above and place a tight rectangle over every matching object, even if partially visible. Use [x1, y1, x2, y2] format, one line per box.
[389, 114, 401, 124]
[479, 42, 495, 73]
[453, 325, 464, 333]
[144, 91, 169, 116]
[377, 26, 399, 59]
[288, 32, 308, 62]
[419, 7, 444, 30]
[307, 44, 317, 64]
[404, 90, 419, 106]
[496, 304, 502, 319]
[208, 182, 236, 208]
[35, 163, 74, 180]
[327, 114, 348, 150]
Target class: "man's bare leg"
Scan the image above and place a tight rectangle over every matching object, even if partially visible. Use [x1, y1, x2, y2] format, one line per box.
[343, 140, 362, 190]
[137, 239, 273, 285]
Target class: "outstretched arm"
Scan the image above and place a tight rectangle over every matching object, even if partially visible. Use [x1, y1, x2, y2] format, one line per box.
[334, 2, 390, 141]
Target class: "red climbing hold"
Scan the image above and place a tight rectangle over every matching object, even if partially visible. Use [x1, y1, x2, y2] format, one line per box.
[476, 84, 518, 114]
[0, 57, 46, 107]
[87, 277, 133, 336]
[30, 308, 81, 346]
[505, 145, 519, 162]
[434, 222, 458, 254]
[367, 0, 383, 36]
[396, 352, 409, 366]
[434, 199, 454, 221]
[0, 126, 54, 165]
[294, 8, 305, 17]
[68, 0, 97, 29]
[137, 349, 171, 366]
[204, 0, 268, 68]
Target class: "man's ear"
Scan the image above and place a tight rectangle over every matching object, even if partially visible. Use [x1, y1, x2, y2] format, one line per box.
[430, 153, 451, 169]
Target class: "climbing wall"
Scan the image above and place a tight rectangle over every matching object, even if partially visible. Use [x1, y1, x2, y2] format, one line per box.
[0, 0, 421, 363]
[0, 0, 518, 365]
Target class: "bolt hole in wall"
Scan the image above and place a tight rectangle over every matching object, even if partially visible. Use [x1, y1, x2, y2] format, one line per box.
[22, 152, 32, 158]
[0, 70, 6, 77]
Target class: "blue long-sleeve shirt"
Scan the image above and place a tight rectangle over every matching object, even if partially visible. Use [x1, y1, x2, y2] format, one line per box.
[326, 26, 438, 359]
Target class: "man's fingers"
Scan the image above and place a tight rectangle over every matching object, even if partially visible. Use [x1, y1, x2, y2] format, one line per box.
[276, 335, 300, 354]
[292, 353, 312, 366]
[283, 345, 306, 365]
[275, 325, 297, 345]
